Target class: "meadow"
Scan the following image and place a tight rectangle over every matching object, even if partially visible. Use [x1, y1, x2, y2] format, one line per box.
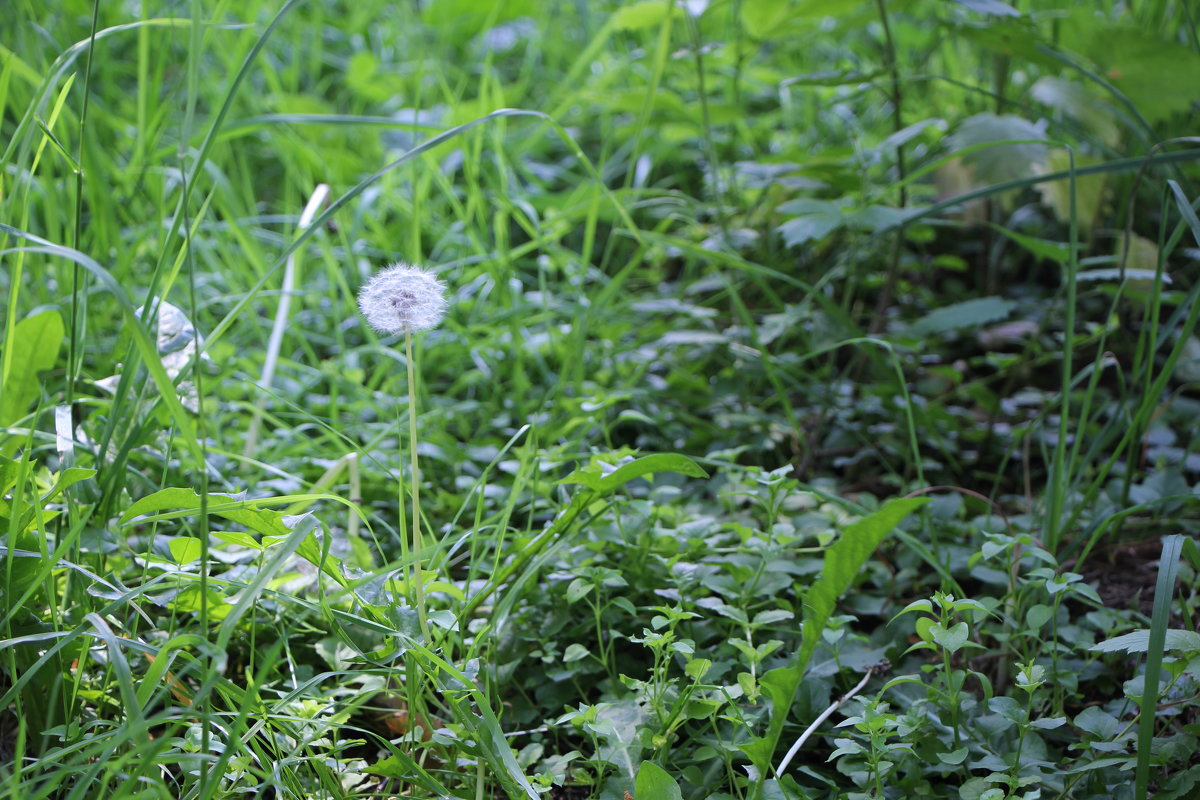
[2, 1, 1199, 799]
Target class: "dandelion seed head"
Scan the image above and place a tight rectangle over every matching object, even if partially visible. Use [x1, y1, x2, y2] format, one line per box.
[358, 263, 448, 334]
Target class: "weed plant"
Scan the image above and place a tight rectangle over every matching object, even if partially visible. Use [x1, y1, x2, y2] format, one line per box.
[1, 2, 1199, 800]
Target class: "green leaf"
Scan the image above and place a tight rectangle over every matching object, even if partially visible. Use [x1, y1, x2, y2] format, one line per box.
[212, 531, 261, 549]
[1025, 604, 1053, 630]
[120, 488, 292, 537]
[906, 296, 1017, 337]
[988, 224, 1072, 265]
[566, 578, 593, 604]
[1091, 629, 1200, 655]
[794, 496, 927, 682]
[938, 746, 970, 765]
[167, 537, 203, 565]
[0, 310, 64, 427]
[952, 0, 1019, 16]
[612, 0, 683, 30]
[931, 623, 969, 652]
[559, 453, 707, 492]
[948, 113, 1048, 184]
[741, 0, 791, 38]
[1078, 25, 1200, 124]
[563, 643, 590, 663]
[635, 761, 683, 800]
[776, 199, 844, 247]
[1074, 706, 1119, 739]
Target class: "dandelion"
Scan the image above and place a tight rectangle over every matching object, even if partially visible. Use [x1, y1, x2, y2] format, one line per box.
[358, 263, 448, 334]
[358, 262, 449, 643]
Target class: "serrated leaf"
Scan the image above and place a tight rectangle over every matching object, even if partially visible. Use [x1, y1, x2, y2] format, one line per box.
[948, 113, 1048, 185]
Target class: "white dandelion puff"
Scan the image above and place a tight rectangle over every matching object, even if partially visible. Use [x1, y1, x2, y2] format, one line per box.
[357, 263, 448, 334]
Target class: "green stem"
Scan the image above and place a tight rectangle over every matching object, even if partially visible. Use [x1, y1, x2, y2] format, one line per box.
[406, 330, 432, 642]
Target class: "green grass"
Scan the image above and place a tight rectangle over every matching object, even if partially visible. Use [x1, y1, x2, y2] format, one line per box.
[2, 1, 1200, 799]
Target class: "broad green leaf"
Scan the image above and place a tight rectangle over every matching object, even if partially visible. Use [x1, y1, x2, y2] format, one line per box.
[1091, 628, 1200, 655]
[212, 531, 261, 549]
[1035, 150, 1108, 232]
[948, 113, 1048, 184]
[559, 453, 707, 492]
[741, 0, 791, 38]
[635, 761, 683, 800]
[167, 537, 203, 565]
[929, 621, 969, 652]
[1078, 25, 1200, 124]
[0, 310, 64, 427]
[738, 734, 777, 776]
[612, 0, 683, 30]
[906, 296, 1017, 337]
[988, 224, 1072, 265]
[1025, 604, 1053, 630]
[1075, 706, 1120, 738]
[563, 643, 590, 663]
[421, 0, 535, 43]
[800, 497, 928, 668]
[120, 488, 292, 537]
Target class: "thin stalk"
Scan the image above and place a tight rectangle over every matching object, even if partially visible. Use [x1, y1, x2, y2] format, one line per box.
[868, 0, 907, 335]
[406, 330, 432, 643]
[1045, 150, 1078, 552]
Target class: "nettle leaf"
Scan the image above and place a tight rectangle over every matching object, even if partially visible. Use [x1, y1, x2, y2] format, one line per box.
[948, 113, 1048, 184]
[906, 296, 1017, 337]
[777, 205, 843, 247]
[1091, 629, 1200, 655]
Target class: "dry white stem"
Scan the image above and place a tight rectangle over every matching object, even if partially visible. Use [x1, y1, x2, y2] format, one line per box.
[245, 183, 330, 459]
[775, 664, 880, 777]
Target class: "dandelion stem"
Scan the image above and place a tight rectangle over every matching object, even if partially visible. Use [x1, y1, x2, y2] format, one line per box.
[406, 329, 432, 642]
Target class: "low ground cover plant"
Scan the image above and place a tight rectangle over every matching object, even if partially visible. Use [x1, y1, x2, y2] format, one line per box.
[1, 1, 1199, 799]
